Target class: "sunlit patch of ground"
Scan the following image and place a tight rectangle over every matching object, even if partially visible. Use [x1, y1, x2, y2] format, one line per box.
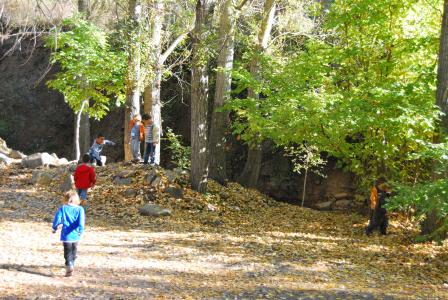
[0, 166, 447, 299]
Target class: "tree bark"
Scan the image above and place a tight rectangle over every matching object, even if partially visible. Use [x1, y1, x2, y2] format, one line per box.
[124, 0, 142, 161]
[191, 0, 214, 192]
[238, 0, 276, 187]
[421, 0, 448, 236]
[74, 100, 88, 161]
[74, 0, 91, 160]
[143, 0, 164, 165]
[208, 0, 238, 184]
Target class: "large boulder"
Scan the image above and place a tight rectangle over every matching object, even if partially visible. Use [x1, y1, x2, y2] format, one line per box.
[22, 153, 58, 168]
[315, 201, 333, 211]
[32, 170, 54, 185]
[0, 138, 11, 156]
[164, 186, 183, 199]
[138, 204, 171, 217]
[0, 153, 12, 165]
[9, 150, 26, 159]
[60, 174, 75, 192]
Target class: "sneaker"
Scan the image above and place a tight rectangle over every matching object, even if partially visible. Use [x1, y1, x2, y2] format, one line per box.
[65, 265, 74, 277]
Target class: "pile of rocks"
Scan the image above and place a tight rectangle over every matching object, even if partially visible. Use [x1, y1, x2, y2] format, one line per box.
[314, 192, 366, 212]
[0, 137, 73, 169]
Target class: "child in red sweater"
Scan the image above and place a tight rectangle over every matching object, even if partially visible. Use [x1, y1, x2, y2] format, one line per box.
[74, 154, 96, 205]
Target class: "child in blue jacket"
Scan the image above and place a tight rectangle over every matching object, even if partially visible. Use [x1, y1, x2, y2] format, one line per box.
[52, 191, 85, 277]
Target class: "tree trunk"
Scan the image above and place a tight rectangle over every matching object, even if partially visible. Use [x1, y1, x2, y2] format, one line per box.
[238, 0, 276, 188]
[143, 68, 162, 164]
[74, 0, 91, 160]
[191, 0, 214, 192]
[209, 0, 238, 184]
[77, 0, 90, 17]
[124, 0, 142, 161]
[74, 100, 88, 161]
[436, 0, 448, 132]
[143, 0, 163, 165]
[421, 0, 448, 236]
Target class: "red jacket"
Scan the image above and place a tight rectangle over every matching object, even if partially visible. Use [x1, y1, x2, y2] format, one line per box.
[74, 164, 96, 189]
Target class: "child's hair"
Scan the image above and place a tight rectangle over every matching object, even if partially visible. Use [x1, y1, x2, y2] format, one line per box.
[64, 191, 81, 205]
[96, 133, 105, 138]
[82, 153, 90, 163]
[142, 113, 151, 121]
[133, 114, 142, 121]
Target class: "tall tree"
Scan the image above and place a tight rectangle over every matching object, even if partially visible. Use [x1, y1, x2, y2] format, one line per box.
[436, 0, 448, 134]
[421, 0, 448, 236]
[238, 0, 276, 187]
[208, 0, 247, 184]
[75, 0, 91, 160]
[124, 0, 143, 161]
[143, 0, 192, 165]
[190, 0, 215, 192]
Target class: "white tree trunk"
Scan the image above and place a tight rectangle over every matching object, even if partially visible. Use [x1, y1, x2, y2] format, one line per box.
[124, 0, 142, 161]
[209, 0, 238, 184]
[74, 100, 88, 161]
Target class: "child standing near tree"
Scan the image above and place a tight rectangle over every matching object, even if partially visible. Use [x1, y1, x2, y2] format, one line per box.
[129, 114, 145, 162]
[74, 153, 96, 206]
[142, 114, 160, 165]
[52, 191, 85, 277]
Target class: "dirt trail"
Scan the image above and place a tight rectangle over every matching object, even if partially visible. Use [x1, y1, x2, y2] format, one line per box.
[0, 166, 447, 299]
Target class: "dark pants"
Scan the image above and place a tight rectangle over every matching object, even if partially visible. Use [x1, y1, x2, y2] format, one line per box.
[90, 156, 103, 166]
[143, 143, 155, 164]
[63, 242, 78, 266]
[366, 207, 389, 235]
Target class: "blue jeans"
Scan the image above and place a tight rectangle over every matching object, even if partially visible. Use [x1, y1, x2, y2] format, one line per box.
[131, 138, 141, 160]
[77, 189, 88, 200]
[143, 143, 155, 164]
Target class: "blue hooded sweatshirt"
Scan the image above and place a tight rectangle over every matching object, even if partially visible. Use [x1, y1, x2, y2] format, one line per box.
[52, 205, 85, 242]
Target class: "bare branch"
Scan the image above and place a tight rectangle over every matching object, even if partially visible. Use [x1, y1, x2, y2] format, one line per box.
[160, 25, 193, 65]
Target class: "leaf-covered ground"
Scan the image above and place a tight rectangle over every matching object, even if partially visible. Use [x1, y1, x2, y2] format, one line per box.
[0, 164, 447, 299]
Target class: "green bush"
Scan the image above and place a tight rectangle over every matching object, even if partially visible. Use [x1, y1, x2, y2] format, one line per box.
[387, 179, 448, 242]
[164, 127, 191, 170]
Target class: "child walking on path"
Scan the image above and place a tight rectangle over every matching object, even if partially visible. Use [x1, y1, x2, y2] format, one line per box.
[52, 191, 85, 277]
[74, 154, 96, 205]
[89, 134, 116, 166]
[129, 114, 145, 162]
[142, 114, 160, 165]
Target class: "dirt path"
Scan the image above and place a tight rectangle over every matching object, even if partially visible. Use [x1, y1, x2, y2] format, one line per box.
[1, 166, 447, 299]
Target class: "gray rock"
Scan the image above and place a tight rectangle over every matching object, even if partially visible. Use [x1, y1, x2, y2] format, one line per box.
[60, 174, 74, 192]
[57, 158, 70, 166]
[315, 201, 333, 211]
[165, 170, 179, 183]
[144, 169, 158, 184]
[32, 170, 54, 185]
[334, 199, 352, 209]
[150, 176, 162, 188]
[138, 204, 172, 217]
[164, 186, 183, 199]
[113, 176, 132, 185]
[115, 170, 134, 178]
[0, 138, 11, 156]
[22, 153, 58, 168]
[9, 150, 26, 159]
[0, 153, 12, 165]
[334, 192, 351, 200]
[124, 189, 138, 198]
